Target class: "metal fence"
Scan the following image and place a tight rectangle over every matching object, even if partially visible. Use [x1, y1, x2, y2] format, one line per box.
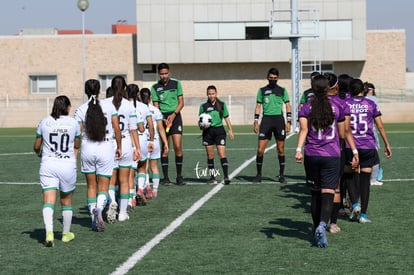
[1, 89, 414, 128]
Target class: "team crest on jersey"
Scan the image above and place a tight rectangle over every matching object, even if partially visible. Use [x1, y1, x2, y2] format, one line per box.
[159, 95, 164, 101]
[203, 141, 209, 146]
[265, 98, 270, 104]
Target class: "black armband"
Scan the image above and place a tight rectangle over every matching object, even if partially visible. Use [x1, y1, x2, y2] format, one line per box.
[254, 114, 260, 120]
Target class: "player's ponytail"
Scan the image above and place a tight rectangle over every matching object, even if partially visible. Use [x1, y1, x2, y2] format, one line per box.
[139, 88, 151, 105]
[309, 75, 334, 131]
[111, 75, 127, 110]
[127, 84, 139, 108]
[85, 79, 106, 141]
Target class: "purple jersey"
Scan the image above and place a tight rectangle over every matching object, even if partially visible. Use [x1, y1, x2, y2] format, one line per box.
[299, 100, 345, 157]
[345, 96, 381, 149]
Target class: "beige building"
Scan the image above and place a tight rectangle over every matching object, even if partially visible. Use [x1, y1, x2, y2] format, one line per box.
[0, 0, 412, 127]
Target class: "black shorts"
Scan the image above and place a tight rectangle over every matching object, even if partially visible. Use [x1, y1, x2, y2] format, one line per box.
[202, 126, 227, 146]
[258, 115, 286, 141]
[345, 148, 379, 169]
[163, 112, 183, 136]
[304, 156, 340, 190]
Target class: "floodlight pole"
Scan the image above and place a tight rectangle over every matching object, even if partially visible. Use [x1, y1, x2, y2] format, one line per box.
[290, 0, 300, 131]
[77, 0, 89, 101]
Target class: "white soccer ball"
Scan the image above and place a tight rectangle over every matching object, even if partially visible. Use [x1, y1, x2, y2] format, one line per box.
[198, 113, 212, 129]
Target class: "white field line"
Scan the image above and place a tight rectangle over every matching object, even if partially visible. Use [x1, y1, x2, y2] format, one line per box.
[110, 133, 295, 275]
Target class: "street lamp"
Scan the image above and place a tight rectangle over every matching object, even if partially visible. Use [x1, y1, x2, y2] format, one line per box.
[77, 0, 89, 101]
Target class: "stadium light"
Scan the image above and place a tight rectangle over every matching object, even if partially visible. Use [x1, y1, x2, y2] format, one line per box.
[77, 0, 89, 101]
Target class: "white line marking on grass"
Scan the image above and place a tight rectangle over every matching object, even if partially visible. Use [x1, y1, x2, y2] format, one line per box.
[111, 183, 224, 275]
[0, 152, 34, 156]
[111, 132, 295, 275]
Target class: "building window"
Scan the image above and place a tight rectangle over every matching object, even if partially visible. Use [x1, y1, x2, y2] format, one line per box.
[99, 74, 127, 92]
[245, 27, 270, 40]
[29, 75, 57, 94]
[312, 63, 334, 74]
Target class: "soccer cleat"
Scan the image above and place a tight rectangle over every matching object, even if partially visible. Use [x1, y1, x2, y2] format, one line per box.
[176, 176, 185, 185]
[329, 223, 341, 233]
[252, 175, 262, 183]
[45, 231, 55, 247]
[207, 176, 217, 185]
[135, 191, 147, 206]
[371, 180, 383, 186]
[106, 201, 118, 224]
[145, 186, 153, 200]
[160, 178, 171, 186]
[315, 222, 328, 248]
[224, 177, 231, 185]
[278, 175, 286, 184]
[93, 208, 105, 232]
[118, 212, 130, 222]
[359, 214, 372, 224]
[62, 232, 75, 243]
[349, 203, 361, 221]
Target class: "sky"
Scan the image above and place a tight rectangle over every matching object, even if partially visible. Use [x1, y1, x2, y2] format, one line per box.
[0, 0, 412, 71]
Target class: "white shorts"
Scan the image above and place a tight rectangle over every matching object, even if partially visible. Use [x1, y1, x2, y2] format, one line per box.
[114, 135, 134, 169]
[81, 140, 115, 178]
[39, 158, 77, 193]
[149, 137, 161, 160]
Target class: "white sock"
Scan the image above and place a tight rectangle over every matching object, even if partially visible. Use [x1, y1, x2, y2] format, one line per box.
[108, 186, 116, 204]
[96, 192, 108, 210]
[138, 173, 146, 191]
[152, 174, 160, 192]
[119, 194, 129, 213]
[42, 204, 54, 232]
[371, 164, 379, 182]
[128, 188, 135, 204]
[61, 206, 73, 233]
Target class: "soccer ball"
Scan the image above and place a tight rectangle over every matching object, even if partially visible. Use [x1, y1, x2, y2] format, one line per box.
[198, 113, 212, 129]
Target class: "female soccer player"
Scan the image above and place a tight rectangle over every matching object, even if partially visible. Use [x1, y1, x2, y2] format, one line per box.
[74, 79, 122, 232]
[105, 76, 141, 222]
[296, 75, 359, 248]
[140, 88, 169, 197]
[34, 95, 81, 246]
[344, 78, 392, 223]
[127, 84, 154, 205]
[199, 85, 234, 184]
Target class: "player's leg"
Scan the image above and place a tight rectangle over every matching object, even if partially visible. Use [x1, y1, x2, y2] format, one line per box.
[276, 139, 286, 183]
[172, 133, 184, 185]
[42, 188, 57, 247]
[160, 135, 171, 185]
[60, 191, 75, 242]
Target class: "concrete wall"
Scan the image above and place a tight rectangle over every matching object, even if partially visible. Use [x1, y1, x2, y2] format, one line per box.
[0, 29, 410, 127]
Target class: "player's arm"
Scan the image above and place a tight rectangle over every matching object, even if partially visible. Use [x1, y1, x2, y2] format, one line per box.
[285, 101, 292, 133]
[374, 116, 392, 158]
[33, 136, 42, 157]
[253, 102, 262, 134]
[112, 115, 122, 159]
[157, 120, 169, 154]
[224, 116, 234, 140]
